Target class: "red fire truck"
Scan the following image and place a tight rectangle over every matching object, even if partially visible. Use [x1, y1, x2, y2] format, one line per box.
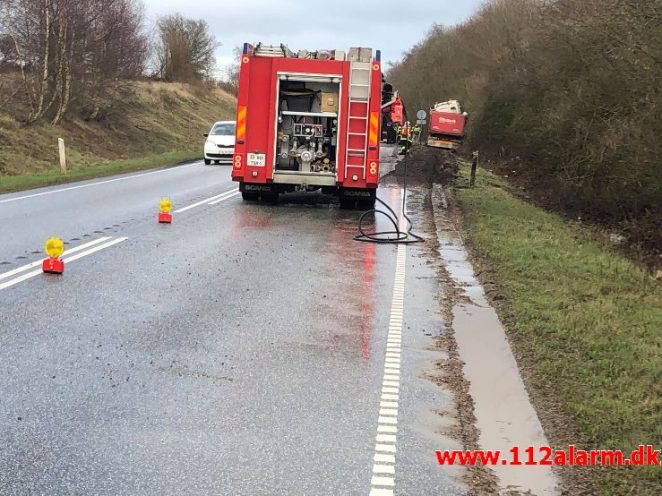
[231, 43, 383, 207]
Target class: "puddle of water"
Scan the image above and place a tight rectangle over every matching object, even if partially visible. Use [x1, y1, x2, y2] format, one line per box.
[432, 186, 559, 496]
[453, 304, 558, 495]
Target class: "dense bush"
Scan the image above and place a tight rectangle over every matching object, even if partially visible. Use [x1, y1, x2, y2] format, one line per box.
[389, 0, 661, 250]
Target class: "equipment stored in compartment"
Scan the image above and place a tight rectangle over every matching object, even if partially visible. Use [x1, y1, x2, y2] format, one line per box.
[275, 77, 340, 173]
[293, 124, 324, 138]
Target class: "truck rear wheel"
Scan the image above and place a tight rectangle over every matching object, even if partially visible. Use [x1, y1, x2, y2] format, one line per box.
[358, 197, 376, 210]
[242, 191, 259, 201]
[261, 193, 279, 204]
[339, 198, 356, 210]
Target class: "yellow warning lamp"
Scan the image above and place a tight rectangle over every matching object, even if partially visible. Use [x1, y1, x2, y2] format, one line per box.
[159, 197, 172, 213]
[158, 197, 173, 223]
[44, 237, 64, 258]
[43, 237, 65, 273]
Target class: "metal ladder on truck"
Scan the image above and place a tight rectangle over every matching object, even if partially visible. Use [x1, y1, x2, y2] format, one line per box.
[253, 43, 293, 58]
[345, 58, 372, 180]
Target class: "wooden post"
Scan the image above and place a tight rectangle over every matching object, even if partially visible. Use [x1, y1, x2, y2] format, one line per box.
[470, 150, 479, 187]
[58, 138, 66, 173]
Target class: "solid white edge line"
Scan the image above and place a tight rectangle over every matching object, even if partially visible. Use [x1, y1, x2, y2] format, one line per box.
[174, 189, 237, 213]
[63, 237, 127, 263]
[0, 237, 112, 281]
[208, 190, 240, 205]
[0, 237, 127, 291]
[0, 268, 43, 291]
[0, 164, 197, 204]
[0, 260, 48, 281]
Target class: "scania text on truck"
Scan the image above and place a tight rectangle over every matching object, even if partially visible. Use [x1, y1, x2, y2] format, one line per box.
[231, 43, 383, 207]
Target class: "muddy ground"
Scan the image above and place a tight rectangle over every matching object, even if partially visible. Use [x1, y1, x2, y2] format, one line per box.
[384, 147, 505, 494]
[385, 146, 573, 495]
[388, 145, 459, 187]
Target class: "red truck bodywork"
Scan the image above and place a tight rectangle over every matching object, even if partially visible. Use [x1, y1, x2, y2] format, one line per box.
[427, 110, 466, 151]
[390, 98, 404, 124]
[231, 43, 383, 204]
[429, 111, 466, 137]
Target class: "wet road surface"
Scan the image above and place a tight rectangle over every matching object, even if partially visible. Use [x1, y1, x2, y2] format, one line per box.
[1, 153, 466, 495]
[0, 160, 235, 263]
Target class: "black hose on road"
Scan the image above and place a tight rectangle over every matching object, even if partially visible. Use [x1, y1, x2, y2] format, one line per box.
[353, 153, 424, 245]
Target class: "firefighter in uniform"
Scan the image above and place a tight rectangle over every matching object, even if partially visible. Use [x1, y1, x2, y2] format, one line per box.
[412, 122, 423, 144]
[398, 121, 412, 155]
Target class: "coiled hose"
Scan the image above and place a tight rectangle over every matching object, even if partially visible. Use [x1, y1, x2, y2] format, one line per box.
[353, 153, 424, 244]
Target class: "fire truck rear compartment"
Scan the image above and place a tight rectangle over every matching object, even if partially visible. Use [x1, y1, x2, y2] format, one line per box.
[274, 77, 341, 186]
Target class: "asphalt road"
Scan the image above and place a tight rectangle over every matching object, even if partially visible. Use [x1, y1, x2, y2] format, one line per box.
[0, 155, 466, 495]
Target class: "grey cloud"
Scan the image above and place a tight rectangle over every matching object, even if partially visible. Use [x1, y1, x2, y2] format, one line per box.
[143, 0, 483, 75]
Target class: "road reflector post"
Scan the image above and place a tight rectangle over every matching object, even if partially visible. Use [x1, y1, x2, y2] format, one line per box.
[470, 151, 479, 187]
[58, 138, 67, 174]
[158, 197, 173, 223]
[42, 237, 65, 274]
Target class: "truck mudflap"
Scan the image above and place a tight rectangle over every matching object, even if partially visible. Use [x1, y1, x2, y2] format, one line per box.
[340, 187, 376, 199]
[240, 182, 277, 194]
[339, 187, 376, 209]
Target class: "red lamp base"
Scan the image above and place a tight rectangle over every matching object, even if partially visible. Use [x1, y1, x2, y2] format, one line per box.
[42, 257, 64, 274]
[158, 212, 172, 223]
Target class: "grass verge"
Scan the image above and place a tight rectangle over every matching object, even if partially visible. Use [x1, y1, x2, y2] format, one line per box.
[454, 164, 661, 495]
[0, 150, 200, 193]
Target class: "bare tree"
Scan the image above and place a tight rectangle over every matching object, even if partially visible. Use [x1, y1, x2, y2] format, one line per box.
[217, 45, 241, 95]
[388, 0, 661, 248]
[0, 0, 148, 124]
[155, 14, 218, 82]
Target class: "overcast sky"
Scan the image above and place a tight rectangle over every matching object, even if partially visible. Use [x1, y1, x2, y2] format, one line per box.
[143, 0, 485, 79]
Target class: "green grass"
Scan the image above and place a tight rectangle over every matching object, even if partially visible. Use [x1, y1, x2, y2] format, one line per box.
[455, 165, 662, 494]
[0, 150, 200, 193]
[0, 79, 236, 191]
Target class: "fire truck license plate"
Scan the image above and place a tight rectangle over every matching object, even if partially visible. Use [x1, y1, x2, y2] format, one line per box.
[247, 153, 266, 166]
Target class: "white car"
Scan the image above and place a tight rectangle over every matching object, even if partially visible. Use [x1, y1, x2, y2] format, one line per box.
[203, 121, 236, 165]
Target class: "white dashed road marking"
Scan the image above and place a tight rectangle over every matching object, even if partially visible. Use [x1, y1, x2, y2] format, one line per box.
[370, 241, 407, 496]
